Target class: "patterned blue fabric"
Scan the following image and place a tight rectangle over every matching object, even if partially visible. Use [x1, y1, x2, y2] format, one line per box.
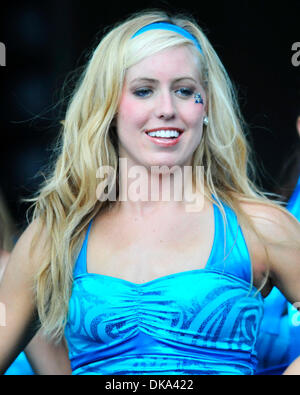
[65, 201, 264, 375]
[255, 175, 300, 375]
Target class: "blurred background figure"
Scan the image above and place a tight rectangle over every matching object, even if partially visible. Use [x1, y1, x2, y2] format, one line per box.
[255, 113, 300, 375]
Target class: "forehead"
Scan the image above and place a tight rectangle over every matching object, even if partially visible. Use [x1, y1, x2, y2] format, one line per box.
[125, 46, 200, 83]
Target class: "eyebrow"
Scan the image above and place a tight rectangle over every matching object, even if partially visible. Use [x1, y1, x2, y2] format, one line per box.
[129, 77, 198, 85]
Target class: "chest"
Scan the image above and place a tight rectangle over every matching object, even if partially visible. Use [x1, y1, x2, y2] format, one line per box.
[86, 207, 215, 284]
[66, 270, 263, 373]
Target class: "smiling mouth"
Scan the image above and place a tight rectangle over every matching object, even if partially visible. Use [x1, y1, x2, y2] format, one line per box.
[144, 127, 184, 147]
[145, 128, 184, 139]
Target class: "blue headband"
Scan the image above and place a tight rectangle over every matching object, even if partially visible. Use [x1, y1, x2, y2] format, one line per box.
[131, 22, 204, 55]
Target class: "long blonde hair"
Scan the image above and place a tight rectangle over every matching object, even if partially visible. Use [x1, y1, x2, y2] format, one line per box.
[28, 9, 299, 340]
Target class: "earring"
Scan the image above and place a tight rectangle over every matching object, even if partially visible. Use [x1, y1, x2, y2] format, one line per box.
[194, 93, 204, 104]
[203, 116, 209, 126]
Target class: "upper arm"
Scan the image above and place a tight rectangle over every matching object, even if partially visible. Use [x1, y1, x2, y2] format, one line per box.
[283, 356, 300, 375]
[0, 220, 46, 374]
[264, 208, 300, 305]
[25, 332, 72, 375]
[240, 201, 300, 304]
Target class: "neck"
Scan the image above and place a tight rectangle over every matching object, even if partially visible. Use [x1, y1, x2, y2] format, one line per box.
[114, 158, 205, 216]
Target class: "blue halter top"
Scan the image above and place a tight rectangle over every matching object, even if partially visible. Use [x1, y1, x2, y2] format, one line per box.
[65, 201, 264, 375]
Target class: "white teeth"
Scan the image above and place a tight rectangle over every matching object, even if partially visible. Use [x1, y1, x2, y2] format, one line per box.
[147, 130, 180, 138]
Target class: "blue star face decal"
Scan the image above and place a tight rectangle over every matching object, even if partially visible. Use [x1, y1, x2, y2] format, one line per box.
[194, 93, 204, 104]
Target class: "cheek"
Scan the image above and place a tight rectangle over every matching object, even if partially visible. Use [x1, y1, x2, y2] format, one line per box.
[117, 95, 149, 131]
[180, 103, 204, 128]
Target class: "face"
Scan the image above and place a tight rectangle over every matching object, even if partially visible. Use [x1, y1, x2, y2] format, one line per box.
[116, 45, 207, 169]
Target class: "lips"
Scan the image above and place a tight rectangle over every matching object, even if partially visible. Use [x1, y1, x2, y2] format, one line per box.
[144, 127, 184, 147]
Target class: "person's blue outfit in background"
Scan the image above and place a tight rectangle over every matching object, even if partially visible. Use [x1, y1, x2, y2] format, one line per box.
[288, 175, 300, 219]
[4, 352, 34, 375]
[255, 176, 300, 375]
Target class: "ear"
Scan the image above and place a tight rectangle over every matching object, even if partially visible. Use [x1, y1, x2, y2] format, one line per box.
[297, 116, 300, 138]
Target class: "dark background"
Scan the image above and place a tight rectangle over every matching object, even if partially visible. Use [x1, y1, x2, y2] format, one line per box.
[0, 0, 299, 229]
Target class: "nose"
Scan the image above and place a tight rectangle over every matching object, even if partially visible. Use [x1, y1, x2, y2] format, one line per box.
[155, 91, 176, 120]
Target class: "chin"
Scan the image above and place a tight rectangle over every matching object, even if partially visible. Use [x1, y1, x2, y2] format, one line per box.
[145, 156, 179, 167]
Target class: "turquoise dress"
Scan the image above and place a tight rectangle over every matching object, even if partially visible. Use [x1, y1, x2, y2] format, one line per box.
[255, 176, 300, 375]
[65, 200, 264, 375]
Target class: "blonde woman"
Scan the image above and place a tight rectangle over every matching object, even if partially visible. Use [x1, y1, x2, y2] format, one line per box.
[0, 10, 299, 375]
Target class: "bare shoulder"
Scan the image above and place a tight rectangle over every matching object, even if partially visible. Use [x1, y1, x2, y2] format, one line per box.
[236, 197, 300, 300]
[237, 198, 299, 242]
[3, 218, 49, 280]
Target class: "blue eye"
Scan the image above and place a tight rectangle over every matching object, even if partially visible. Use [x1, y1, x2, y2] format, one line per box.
[133, 88, 152, 97]
[176, 87, 194, 97]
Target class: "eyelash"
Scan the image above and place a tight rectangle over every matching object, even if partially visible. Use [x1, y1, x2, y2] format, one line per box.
[133, 87, 195, 98]
[133, 88, 152, 97]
